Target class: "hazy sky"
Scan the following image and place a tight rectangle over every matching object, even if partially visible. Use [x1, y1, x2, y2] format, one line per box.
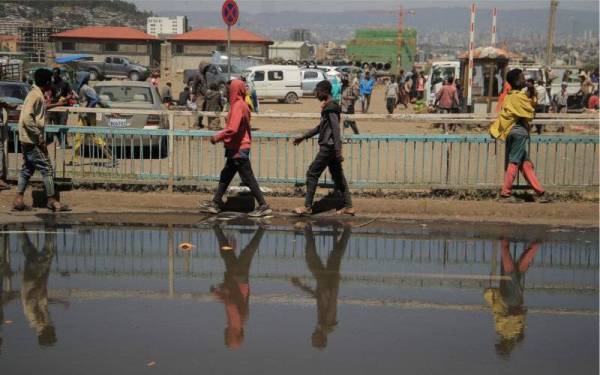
[132, 0, 599, 13]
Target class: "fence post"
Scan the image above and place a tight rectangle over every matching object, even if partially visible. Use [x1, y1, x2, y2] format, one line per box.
[168, 113, 175, 192]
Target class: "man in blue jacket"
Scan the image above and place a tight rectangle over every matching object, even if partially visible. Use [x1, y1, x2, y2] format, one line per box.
[359, 71, 375, 113]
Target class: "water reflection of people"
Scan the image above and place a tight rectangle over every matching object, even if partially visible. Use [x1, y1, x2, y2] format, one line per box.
[20, 230, 59, 346]
[211, 225, 264, 350]
[484, 238, 540, 358]
[292, 223, 350, 349]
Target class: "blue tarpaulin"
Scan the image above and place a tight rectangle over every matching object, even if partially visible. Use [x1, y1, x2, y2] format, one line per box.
[55, 54, 91, 64]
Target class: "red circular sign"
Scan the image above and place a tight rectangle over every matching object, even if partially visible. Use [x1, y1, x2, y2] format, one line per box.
[222, 0, 239, 26]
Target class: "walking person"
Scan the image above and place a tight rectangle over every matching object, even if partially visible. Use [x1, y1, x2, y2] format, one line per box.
[534, 80, 550, 134]
[291, 222, 350, 349]
[341, 76, 359, 134]
[211, 224, 264, 350]
[385, 76, 399, 114]
[416, 72, 425, 100]
[71, 72, 115, 167]
[489, 68, 551, 203]
[292, 80, 354, 216]
[0, 98, 17, 191]
[193, 63, 209, 128]
[435, 77, 460, 134]
[331, 75, 342, 104]
[12, 69, 70, 212]
[551, 82, 569, 132]
[359, 71, 375, 113]
[199, 80, 272, 217]
[205, 83, 224, 130]
[160, 82, 173, 106]
[48, 68, 71, 148]
[396, 70, 410, 109]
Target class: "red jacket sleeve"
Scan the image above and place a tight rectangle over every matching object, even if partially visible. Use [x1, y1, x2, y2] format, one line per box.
[214, 103, 242, 143]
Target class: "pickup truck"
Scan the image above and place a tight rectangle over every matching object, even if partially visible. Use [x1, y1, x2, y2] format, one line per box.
[77, 56, 150, 82]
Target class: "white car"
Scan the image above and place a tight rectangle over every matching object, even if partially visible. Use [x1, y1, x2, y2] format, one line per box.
[244, 65, 303, 104]
[301, 69, 327, 96]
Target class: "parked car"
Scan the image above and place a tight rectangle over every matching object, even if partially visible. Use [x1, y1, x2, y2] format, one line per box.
[77, 56, 151, 81]
[1, 81, 30, 149]
[0, 80, 30, 125]
[183, 64, 242, 92]
[94, 81, 168, 157]
[243, 65, 303, 104]
[301, 69, 327, 96]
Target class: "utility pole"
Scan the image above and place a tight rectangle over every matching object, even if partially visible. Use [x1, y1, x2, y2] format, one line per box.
[397, 6, 404, 75]
[545, 0, 559, 66]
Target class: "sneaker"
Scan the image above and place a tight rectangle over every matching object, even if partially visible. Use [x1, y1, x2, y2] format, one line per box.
[536, 193, 553, 204]
[199, 200, 222, 214]
[248, 204, 273, 218]
[499, 195, 522, 203]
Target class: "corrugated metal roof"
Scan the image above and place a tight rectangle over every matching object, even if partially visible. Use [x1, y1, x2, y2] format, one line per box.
[168, 28, 272, 44]
[52, 26, 159, 41]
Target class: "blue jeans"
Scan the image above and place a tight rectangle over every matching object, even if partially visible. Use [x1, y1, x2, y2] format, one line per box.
[17, 143, 55, 198]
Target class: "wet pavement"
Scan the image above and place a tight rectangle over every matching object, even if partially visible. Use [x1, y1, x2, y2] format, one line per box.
[0, 216, 598, 374]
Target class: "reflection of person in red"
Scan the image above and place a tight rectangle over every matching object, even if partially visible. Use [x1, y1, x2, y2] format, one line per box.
[484, 239, 540, 359]
[211, 225, 264, 350]
[291, 223, 350, 349]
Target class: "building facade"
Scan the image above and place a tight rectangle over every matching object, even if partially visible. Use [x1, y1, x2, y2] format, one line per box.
[18, 24, 67, 63]
[167, 28, 272, 71]
[346, 28, 417, 72]
[147, 16, 188, 36]
[269, 41, 313, 61]
[50, 26, 161, 67]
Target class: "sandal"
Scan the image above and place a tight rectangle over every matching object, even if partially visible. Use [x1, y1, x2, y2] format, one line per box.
[47, 202, 72, 212]
[11, 204, 31, 212]
[293, 206, 312, 216]
[336, 207, 356, 216]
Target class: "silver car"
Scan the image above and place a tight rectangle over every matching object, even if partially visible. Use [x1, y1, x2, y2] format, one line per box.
[94, 81, 168, 157]
[301, 69, 327, 96]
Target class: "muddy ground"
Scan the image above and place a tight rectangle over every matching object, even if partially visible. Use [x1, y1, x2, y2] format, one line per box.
[0, 190, 597, 227]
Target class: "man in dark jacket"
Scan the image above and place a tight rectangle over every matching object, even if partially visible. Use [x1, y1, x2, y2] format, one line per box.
[193, 62, 208, 128]
[293, 80, 354, 216]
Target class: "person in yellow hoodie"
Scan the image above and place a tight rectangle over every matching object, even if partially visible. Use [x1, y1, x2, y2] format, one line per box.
[489, 68, 551, 203]
[484, 238, 540, 358]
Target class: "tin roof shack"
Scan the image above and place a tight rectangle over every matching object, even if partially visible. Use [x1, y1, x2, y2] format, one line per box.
[346, 28, 417, 73]
[167, 28, 272, 71]
[269, 41, 313, 62]
[459, 46, 519, 113]
[50, 26, 161, 68]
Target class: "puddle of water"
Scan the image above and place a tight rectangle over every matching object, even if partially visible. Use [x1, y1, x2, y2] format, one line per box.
[0, 221, 598, 375]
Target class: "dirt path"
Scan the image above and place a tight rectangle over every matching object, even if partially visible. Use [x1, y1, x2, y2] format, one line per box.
[0, 190, 597, 227]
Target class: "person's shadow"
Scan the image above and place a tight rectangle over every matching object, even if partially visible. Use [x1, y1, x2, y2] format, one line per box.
[210, 224, 265, 350]
[291, 222, 351, 348]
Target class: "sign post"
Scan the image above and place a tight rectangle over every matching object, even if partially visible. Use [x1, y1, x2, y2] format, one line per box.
[222, 0, 239, 81]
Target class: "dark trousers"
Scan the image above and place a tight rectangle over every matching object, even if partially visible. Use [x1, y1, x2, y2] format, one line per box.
[214, 157, 266, 206]
[386, 97, 396, 114]
[305, 146, 352, 208]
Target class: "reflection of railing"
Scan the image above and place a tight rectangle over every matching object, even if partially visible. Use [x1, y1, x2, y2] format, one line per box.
[5, 107, 598, 190]
[3, 227, 597, 290]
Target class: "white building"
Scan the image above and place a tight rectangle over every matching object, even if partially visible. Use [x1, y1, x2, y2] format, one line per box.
[147, 16, 188, 36]
[268, 41, 314, 61]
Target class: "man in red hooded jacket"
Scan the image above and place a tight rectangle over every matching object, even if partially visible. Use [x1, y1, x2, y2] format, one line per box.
[199, 79, 272, 217]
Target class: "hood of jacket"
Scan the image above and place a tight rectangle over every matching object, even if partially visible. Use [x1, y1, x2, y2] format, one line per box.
[228, 79, 247, 105]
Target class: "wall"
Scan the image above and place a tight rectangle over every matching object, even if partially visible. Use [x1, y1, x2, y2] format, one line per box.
[52, 39, 159, 66]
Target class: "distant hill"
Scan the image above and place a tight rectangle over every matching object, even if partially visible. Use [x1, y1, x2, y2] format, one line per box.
[162, 7, 599, 42]
[0, 0, 152, 28]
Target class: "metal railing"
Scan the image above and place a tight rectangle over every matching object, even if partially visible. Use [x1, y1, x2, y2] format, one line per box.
[4, 108, 598, 191]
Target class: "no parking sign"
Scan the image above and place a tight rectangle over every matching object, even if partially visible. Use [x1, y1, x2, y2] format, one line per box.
[222, 0, 239, 26]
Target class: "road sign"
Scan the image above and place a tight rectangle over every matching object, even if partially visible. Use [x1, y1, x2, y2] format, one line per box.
[222, 0, 239, 26]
